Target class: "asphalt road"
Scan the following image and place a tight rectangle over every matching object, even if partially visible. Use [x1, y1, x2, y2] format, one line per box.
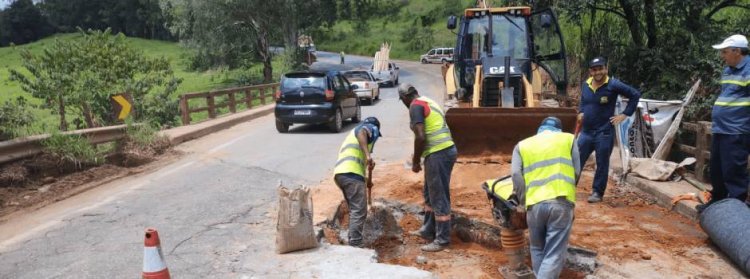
[0, 52, 445, 278]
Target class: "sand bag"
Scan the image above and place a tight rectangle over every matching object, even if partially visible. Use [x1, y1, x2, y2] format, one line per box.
[276, 186, 318, 254]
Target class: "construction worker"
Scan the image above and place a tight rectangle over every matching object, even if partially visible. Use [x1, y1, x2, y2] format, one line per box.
[697, 34, 750, 213]
[398, 83, 457, 252]
[578, 56, 641, 203]
[511, 117, 581, 279]
[333, 116, 383, 247]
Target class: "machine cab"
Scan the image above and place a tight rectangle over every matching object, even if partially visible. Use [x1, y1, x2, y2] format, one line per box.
[448, 7, 568, 98]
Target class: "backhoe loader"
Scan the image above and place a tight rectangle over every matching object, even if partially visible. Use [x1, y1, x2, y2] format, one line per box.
[444, 2, 577, 156]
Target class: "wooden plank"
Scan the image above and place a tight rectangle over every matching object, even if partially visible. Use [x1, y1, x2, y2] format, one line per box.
[207, 94, 217, 119]
[229, 92, 237, 113]
[188, 107, 210, 113]
[179, 95, 190, 125]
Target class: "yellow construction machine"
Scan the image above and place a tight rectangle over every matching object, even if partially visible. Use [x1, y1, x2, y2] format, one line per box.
[444, 2, 577, 156]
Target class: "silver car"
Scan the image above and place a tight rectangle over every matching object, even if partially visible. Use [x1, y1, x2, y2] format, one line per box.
[420, 47, 454, 64]
[343, 70, 380, 105]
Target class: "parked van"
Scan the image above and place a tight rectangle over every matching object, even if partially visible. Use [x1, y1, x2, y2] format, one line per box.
[420, 47, 454, 64]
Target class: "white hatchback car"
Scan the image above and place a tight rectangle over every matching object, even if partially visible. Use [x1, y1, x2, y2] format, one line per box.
[343, 70, 380, 105]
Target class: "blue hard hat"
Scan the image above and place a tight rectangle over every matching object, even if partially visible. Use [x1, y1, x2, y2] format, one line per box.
[363, 117, 383, 137]
[538, 117, 562, 134]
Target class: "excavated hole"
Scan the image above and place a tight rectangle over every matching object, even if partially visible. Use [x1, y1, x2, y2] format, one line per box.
[319, 198, 597, 278]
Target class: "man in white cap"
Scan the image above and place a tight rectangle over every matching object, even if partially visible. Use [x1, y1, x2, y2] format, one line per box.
[698, 34, 750, 213]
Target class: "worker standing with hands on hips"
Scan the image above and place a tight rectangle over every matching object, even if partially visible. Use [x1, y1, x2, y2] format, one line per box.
[398, 83, 457, 252]
[332, 117, 383, 247]
[697, 34, 750, 213]
[512, 117, 581, 279]
[577, 56, 641, 203]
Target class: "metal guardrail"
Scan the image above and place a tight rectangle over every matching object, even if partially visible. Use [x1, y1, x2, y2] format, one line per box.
[179, 83, 279, 125]
[0, 125, 129, 165]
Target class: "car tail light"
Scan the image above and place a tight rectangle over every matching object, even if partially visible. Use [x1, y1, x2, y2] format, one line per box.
[274, 90, 281, 100]
[325, 89, 334, 101]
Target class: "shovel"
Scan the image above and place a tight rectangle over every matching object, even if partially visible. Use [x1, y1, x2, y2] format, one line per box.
[366, 167, 373, 207]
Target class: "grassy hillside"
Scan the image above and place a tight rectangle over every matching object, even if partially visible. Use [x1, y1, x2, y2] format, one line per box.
[315, 0, 474, 61]
[0, 34, 281, 135]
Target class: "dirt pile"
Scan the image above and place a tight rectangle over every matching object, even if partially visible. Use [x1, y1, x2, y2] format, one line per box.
[313, 159, 728, 278]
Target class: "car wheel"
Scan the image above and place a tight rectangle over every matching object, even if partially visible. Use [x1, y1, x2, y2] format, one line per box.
[395, 77, 399, 85]
[441, 58, 447, 63]
[421, 59, 427, 64]
[352, 103, 362, 122]
[329, 108, 343, 132]
[375, 89, 380, 100]
[275, 119, 289, 133]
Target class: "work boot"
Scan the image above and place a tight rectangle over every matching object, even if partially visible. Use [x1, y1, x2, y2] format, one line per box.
[420, 241, 449, 252]
[587, 192, 603, 203]
[408, 229, 434, 242]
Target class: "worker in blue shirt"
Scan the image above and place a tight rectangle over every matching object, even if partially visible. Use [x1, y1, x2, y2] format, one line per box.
[578, 57, 641, 203]
[697, 34, 750, 213]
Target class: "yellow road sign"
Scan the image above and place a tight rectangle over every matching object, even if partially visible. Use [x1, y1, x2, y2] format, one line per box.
[111, 93, 133, 120]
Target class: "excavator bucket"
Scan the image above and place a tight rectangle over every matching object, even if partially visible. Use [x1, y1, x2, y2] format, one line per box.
[445, 107, 578, 157]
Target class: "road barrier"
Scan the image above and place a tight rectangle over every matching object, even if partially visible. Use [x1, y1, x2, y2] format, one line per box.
[179, 83, 279, 125]
[0, 125, 129, 165]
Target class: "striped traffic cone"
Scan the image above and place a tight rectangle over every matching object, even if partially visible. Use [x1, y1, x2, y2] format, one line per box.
[142, 228, 171, 279]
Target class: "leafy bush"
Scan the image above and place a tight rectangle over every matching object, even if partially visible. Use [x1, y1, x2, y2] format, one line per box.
[0, 97, 36, 140]
[41, 133, 101, 168]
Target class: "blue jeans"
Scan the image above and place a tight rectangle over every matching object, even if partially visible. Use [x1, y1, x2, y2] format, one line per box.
[527, 198, 574, 279]
[421, 146, 457, 245]
[577, 126, 614, 196]
[710, 134, 750, 202]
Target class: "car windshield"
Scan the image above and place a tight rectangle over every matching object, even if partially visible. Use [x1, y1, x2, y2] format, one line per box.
[282, 76, 326, 90]
[464, 14, 528, 60]
[344, 72, 370, 81]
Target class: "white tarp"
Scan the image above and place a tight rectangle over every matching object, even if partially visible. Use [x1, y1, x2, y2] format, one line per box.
[614, 80, 700, 178]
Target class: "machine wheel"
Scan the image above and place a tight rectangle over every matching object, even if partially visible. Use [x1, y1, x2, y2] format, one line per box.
[329, 108, 343, 132]
[352, 104, 361, 123]
[275, 119, 289, 133]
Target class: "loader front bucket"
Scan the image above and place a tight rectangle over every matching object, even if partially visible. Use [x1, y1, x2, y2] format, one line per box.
[445, 107, 578, 157]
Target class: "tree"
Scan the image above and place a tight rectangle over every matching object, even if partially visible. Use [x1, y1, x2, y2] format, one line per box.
[556, 0, 750, 120]
[10, 29, 182, 130]
[0, 0, 54, 46]
[162, 0, 327, 81]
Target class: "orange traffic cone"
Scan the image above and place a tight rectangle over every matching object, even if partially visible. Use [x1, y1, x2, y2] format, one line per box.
[142, 228, 171, 279]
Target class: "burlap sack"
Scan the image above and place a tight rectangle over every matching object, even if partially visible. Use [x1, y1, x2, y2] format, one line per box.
[275, 186, 318, 254]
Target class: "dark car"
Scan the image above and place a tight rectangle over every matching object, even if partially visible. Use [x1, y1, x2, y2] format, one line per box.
[274, 71, 361, 133]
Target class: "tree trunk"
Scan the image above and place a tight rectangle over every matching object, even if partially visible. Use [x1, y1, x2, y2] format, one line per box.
[256, 29, 273, 83]
[618, 0, 643, 48]
[82, 102, 96, 128]
[58, 93, 67, 131]
[645, 0, 657, 49]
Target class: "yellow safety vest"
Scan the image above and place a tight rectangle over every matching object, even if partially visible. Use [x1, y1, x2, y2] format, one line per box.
[333, 129, 373, 177]
[416, 96, 455, 157]
[485, 178, 514, 200]
[518, 131, 576, 208]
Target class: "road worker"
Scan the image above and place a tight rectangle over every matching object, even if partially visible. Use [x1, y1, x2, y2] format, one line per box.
[332, 116, 382, 247]
[697, 34, 750, 213]
[398, 83, 457, 252]
[511, 117, 581, 278]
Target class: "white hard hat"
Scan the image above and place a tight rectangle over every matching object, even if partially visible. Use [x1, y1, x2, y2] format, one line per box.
[712, 34, 749, 50]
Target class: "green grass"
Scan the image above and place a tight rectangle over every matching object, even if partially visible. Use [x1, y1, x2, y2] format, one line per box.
[0, 33, 283, 135]
[315, 0, 474, 61]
